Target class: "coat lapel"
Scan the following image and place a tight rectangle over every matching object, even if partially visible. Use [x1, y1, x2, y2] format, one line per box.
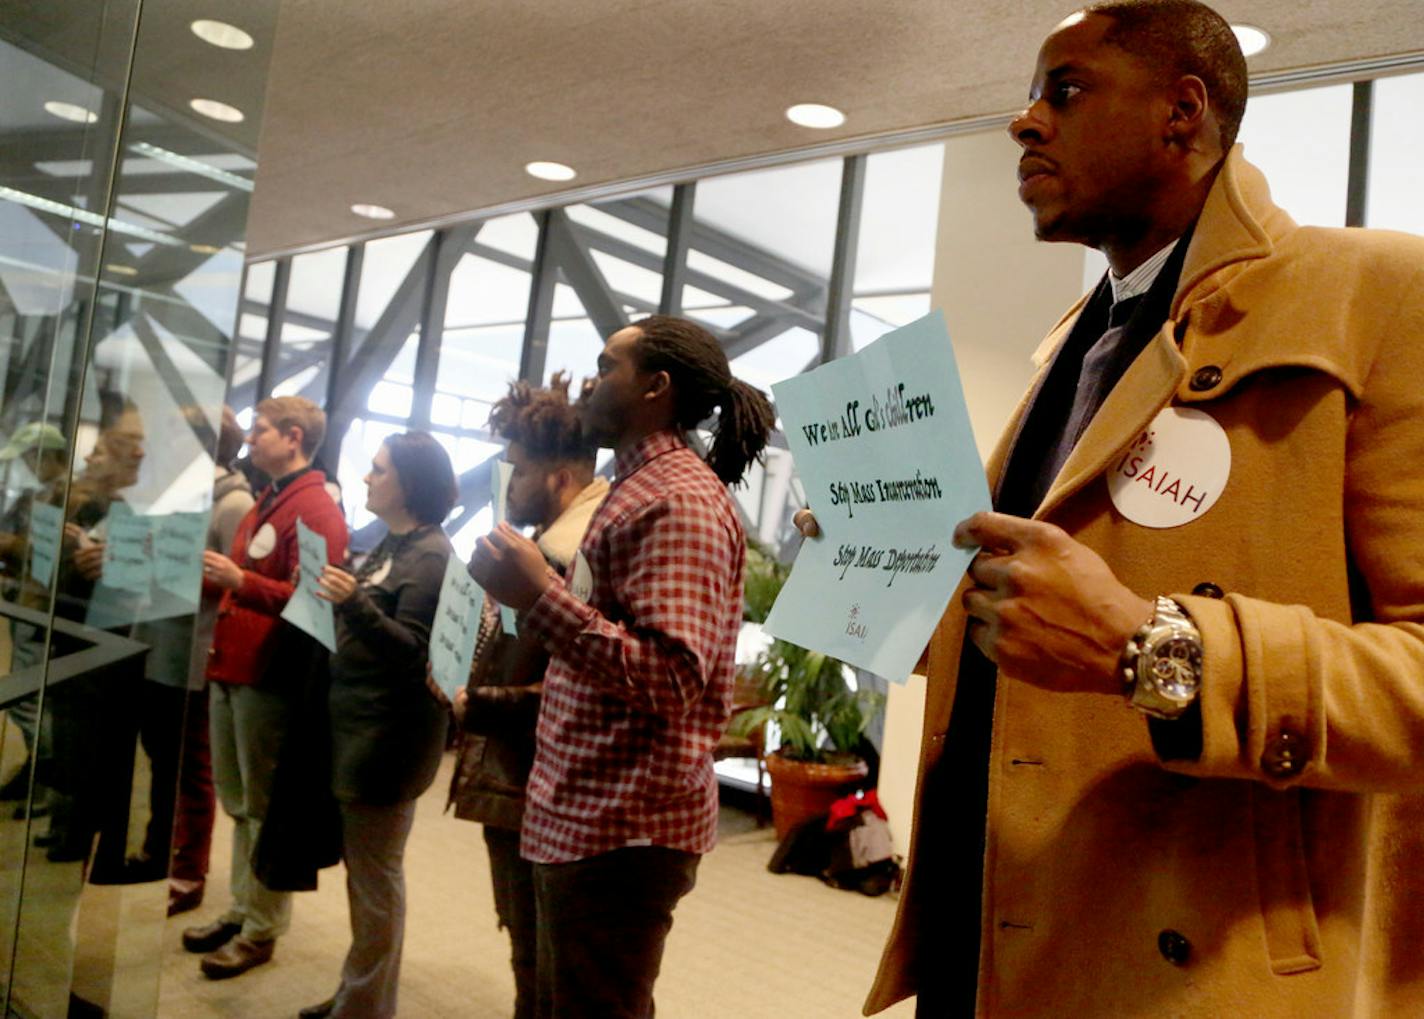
[1034, 323, 1186, 521]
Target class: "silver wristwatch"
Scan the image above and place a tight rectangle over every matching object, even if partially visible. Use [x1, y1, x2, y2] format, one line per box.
[1120, 596, 1203, 720]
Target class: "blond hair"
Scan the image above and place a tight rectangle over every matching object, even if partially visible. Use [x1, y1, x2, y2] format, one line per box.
[255, 396, 326, 457]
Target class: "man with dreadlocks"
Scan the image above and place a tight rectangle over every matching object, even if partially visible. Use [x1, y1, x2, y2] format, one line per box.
[472, 315, 774, 1019]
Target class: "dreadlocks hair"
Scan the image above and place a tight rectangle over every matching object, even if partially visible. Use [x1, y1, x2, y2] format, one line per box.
[487, 372, 597, 466]
[629, 315, 775, 487]
[1085, 0, 1249, 152]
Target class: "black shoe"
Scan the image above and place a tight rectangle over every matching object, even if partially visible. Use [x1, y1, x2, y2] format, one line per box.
[0, 765, 32, 801]
[45, 839, 90, 863]
[13, 798, 49, 820]
[182, 919, 242, 954]
[298, 997, 336, 1018]
[89, 855, 167, 886]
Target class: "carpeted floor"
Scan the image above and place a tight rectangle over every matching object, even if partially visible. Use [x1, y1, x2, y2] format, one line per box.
[154, 753, 916, 1019]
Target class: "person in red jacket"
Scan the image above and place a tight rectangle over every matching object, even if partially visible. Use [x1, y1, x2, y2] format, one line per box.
[180, 396, 349, 980]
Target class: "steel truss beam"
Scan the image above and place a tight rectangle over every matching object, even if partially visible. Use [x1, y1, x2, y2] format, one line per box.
[546, 210, 628, 338]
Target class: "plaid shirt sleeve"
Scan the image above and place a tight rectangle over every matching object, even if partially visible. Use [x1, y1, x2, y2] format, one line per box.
[523, 493, 734, 721]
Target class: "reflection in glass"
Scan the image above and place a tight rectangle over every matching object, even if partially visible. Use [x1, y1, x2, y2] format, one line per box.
[2, 0, 275, 1014]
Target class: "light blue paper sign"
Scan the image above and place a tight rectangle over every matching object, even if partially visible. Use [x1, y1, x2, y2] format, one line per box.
[764, 310, 991, 683]
[154, 511, 209, 605]
[492, 459, 518, 636]
[429, 555, 484, 701]
[101, 503, 155, 594]
[28, 501, 63, 589]
[280, 518, 336, 652]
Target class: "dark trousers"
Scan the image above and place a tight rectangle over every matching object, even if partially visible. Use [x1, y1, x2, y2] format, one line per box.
[169, 687, 214, 882]
[484, 826, 536, 1019]
[533, 846, 699, 1019]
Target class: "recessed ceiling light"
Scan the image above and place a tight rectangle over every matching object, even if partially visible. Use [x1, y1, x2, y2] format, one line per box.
[44, 100, 99, 124]
[106, 263, 139, 276]
[351, 203, 396, 220]
[191, 19, 254, 50]
[189, 243, 222, 255]
[525, 161, 577, 182]
[1231, 24, 1271, 57]
[189, 98, 244, 123]
[785, 103, 846, 129]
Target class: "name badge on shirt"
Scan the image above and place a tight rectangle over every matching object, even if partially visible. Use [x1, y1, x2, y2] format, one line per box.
[364, 559, 392, 587]
[1107, 406, 1230, 528]
[568, 551, 593, 603]
[247, 522, 278, 559]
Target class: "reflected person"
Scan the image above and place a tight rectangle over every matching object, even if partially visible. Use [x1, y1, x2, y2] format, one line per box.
[299, 432, 457, 1019]
[0, 421, 70, 806]
[40, 395, 146, 868]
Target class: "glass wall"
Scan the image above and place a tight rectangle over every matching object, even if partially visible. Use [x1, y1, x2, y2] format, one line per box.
[0, 2, 276, 1014]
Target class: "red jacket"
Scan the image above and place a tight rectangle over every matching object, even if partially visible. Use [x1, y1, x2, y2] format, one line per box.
[206, 469, 349, 687]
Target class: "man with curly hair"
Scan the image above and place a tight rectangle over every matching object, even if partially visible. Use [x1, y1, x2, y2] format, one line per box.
[449, 374, 607, 1019]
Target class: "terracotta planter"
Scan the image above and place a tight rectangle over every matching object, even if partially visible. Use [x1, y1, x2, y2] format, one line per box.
[765, 750, 869, 841]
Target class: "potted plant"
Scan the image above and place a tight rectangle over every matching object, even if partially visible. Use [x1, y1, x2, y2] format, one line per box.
[731, 542, 884, 839]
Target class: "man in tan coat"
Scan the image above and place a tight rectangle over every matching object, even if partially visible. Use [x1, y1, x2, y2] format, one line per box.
[852, 1, 1424, 1015]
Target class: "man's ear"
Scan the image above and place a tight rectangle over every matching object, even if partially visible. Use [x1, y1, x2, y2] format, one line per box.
[287, 424, 306, 452]
[643, 369, 672, 402]
[1165, 74, 1211, 151]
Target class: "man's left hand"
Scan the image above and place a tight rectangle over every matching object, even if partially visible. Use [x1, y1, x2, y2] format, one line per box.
[73, 543, 105, 581]
[470, 523, 556, 612]
[954, 511, 1153, 695]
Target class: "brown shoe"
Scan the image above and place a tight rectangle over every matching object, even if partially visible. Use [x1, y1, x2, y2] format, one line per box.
[200, 936, 275, 979]
[182, 919, 241, 954]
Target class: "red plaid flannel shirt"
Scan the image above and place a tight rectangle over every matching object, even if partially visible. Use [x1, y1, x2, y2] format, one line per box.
[520, 430, 744, 863]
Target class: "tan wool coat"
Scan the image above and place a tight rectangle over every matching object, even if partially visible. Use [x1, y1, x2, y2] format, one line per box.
[866, 148, 1424, 1017]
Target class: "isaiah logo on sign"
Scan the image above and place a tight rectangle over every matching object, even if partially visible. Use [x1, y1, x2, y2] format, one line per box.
[1107, 406, 1231, 528]
[845, 603, 867, 642]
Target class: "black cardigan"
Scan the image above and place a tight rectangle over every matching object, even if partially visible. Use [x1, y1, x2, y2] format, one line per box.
[328, 524, 452, 805]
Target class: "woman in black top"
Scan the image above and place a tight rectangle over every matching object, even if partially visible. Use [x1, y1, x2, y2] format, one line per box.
[307, 432, 457, 1019]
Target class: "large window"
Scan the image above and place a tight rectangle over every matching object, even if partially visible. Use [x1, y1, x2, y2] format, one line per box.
[1236, 84, 1353, 227]
[681, 161, 841, 391]
[1367, 72, 1424, 235]
[850, 143, 945, 351]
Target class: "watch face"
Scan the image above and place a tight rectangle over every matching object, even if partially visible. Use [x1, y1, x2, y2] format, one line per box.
[1150, 636, 1202, 701]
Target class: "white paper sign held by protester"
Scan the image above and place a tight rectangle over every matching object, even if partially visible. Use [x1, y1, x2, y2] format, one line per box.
[1107, 406, 1230, 528]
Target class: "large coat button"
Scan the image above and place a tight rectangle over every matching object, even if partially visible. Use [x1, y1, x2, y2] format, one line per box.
[1262, 729, 1306, 778]
[1158, 929, 1192, 965]
[1190, 365, 1223, 391]
[1191, 581, 1225, 599]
